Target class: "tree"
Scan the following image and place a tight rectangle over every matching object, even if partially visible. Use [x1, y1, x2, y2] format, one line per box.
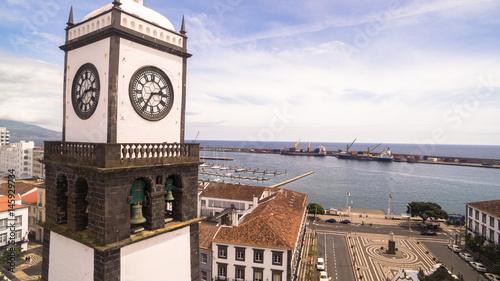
[407, 202, 448, 223]
[466, 234, 485, 253]
[307, 203, 325, 215]
[0, 246, 25, 264]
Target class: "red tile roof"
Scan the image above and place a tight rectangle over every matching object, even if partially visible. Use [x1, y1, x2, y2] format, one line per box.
[213, 188, 308, 250]
[199, 222, 219, 250]
[466, 200, 500, 218]
[21, 189, 37, 204]
[200, 183, 267, 202]
[0, 194, 21, 202]
[0, 203, 26, 212]
[0, 182, 41, 197]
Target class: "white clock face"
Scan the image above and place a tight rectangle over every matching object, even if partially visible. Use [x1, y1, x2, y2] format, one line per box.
[129, 66, 174, 121]
[72, 63, 100, 120]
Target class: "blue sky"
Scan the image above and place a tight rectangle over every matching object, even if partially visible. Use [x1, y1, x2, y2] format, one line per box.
[1, 0, 499, 145]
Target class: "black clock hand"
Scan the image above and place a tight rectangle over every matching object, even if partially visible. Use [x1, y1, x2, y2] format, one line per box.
[143, 93, 153, 110]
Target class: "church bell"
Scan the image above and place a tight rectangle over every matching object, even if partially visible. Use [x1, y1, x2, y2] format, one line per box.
[130, 204, 146, 224]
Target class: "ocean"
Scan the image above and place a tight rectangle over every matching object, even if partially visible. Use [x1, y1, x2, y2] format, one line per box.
[197, 140, 500, 217]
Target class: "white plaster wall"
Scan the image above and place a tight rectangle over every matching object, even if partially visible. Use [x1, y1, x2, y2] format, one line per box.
[116, 38, 183, 143]
[68, 12, 112, 41]
[121, 226, 191, 281]
[212, 242, 287, 280]
[65, 38, 110, 143]
[48, 232, 94, 281]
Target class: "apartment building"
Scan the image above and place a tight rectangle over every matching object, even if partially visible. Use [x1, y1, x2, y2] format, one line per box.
[0, 128, 9, 146]
[0, 141, 34, 179]
[0, 194, 29, 252]
[465, 199, 500, 245]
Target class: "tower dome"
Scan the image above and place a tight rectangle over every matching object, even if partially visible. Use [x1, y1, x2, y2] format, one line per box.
[82, 0, 176, 31]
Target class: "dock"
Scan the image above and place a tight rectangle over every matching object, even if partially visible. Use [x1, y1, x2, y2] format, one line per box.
[270, 171, 315, 188]
[200, 156, 234, 161]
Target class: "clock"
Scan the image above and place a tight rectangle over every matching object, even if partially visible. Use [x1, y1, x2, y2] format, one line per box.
[71, 63, 100, 120]
[129, 66, 174, 121]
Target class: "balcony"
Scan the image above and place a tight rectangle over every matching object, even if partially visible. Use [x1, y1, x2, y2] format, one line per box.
[44, 141, 199, 168]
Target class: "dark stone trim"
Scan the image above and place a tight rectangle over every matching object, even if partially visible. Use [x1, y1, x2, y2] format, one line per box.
[60, 25, 191, 58]
[107, 33, 120, 143]
[94, 248, 120, 281]
[287, 249, 292, 281]
[41, 228, 51, 281]
[62, 50, 68, 142]
[190, 223, 200, 281]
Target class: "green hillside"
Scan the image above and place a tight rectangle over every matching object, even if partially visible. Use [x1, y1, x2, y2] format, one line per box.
[0, 119, 61, 139]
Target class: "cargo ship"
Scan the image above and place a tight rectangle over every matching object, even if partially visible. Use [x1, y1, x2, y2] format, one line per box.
[336, 139, 393, 162]
[281, 140, 327, 156]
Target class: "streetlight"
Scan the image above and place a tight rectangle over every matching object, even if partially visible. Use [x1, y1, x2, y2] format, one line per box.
[407, 203, 412, 238]
[350, 200, 353, 234]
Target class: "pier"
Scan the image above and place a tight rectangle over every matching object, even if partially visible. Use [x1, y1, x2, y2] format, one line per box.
[270, 171, 315, 188]
[200, 156, 234, 161]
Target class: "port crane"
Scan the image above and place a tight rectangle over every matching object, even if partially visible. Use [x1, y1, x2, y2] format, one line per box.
[367, 143, 381, 155]
[346, 138, 356, 153]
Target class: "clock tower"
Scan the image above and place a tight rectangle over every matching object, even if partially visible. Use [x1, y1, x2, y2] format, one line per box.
[42, 1, 200, 280]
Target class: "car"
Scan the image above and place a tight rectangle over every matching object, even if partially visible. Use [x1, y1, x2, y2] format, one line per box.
[447, 244, 461, 252]
[470, 261, 487, 272]
[319, 271, 330, 281]
[420, 229, 437, 236]
[485, 273, 500, 281]
[317, 257, 325, 270]
[340, 219, 351, 224]
[325, 218, 337, 223]
[459, 252, 474, 262]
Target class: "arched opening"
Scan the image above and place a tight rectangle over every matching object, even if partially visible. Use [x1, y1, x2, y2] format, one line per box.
[73, 177, 89, 231]
[178, 38, 182, 46]
[164, 175, 182, 222]
[153, 30, 157, 38]
[130, 179, 146, 227]
[55, 174, 68, 224]
[160, 32, 164, 40]
[138, 24, 143, 32]
[130, 20, 136, 30]
[146, 27, 150, 35]
[122, 17, 128, 27]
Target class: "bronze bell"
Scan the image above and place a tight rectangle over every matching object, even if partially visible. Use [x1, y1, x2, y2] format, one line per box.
[165, 190, 174, 201]
[130, 204, 146, 224]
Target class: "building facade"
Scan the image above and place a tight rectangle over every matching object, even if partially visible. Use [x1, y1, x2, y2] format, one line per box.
[0, 128, 9, 146]
[465, 200, 500, 245]
[0, 194, 29, 253]
[209, 188, 308, 281]
[32, 147, 45, 179]
[0, 141, 34, 179]
[41, 1, 199, 280]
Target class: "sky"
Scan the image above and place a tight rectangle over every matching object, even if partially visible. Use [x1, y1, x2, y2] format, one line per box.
[0, 0, 499, 145]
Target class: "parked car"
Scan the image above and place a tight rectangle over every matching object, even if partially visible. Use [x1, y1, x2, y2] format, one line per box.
[485, 273, 500, 281]
[447, 244, 461, 252]
[421, 229, 437, 236]
[319, 270, 331, 281]
[340, 219, 351, 224]
[459, 252, 474, 262]
[325, 218, 337, 223]
[470, 261, 487, 272]
[317, 257, 325, 270]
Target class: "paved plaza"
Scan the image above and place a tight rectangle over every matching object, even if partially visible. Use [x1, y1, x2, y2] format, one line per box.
[347, 233, 438, 281]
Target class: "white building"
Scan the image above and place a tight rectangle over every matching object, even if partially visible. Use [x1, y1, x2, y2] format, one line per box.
[466, 199, 500, 245]
[0, 128, 9, 146]
[32, 147, 45, 179]
[0, 141, 35, 179]
[209, 187, 308, 281]
[0, 194, 29, 252]
[199, 183, 275, 226]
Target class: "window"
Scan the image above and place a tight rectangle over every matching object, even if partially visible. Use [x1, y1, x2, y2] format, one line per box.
[0, 219, 7, 230]
[217, 263, 227, 279]
[235, 266, 245, 280]
[272, 251, 283, 266]
[218, 245, 227, 259]
[201, 200, 206, 206]
[482, 213, 487, 223]
[490, 229, 495, 242]
[235, 247, 245, 261]
[253, 268, 263, 281]
[0, 233, 7, 245]
[469, 207, 472, 216]
[16, 230, 22, 241]
[475, 210, 479, 220]
[15, 216, 22, 227]
[201, 253, 208, 264]
[490, 216, 495, 227]
[201, 271, 207, 281]
[272, 270, 282, 281]
[254, 249, 264, 263]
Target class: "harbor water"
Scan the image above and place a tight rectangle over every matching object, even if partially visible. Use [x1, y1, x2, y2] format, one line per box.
[198, 140, 500, 217]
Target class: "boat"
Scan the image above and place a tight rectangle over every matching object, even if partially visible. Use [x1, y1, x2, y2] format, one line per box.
[336, 139, 393, 162]
[280, 140, 327, 156]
